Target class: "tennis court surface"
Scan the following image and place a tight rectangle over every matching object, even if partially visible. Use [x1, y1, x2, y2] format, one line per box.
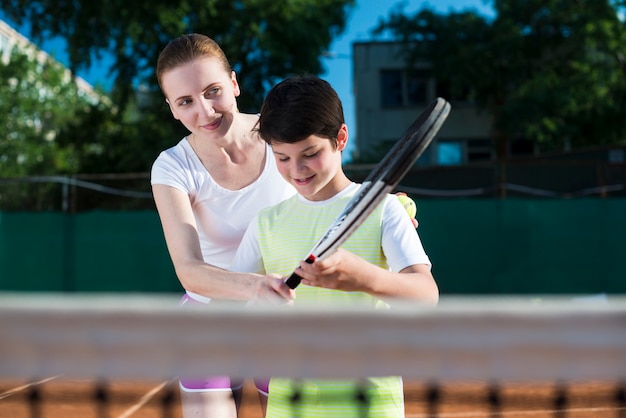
[1, 293, 625, 417]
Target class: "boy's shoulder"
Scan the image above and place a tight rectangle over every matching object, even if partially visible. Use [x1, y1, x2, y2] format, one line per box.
[257, 194, 301, 220]
[257, 185, 361, 221]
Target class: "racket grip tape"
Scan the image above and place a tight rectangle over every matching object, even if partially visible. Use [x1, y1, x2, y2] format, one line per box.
[284, 272, 303, 289]
[284, 255, 316, 289]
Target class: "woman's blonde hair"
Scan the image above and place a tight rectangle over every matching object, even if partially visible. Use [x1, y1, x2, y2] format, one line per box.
[156, 33, 232, 90]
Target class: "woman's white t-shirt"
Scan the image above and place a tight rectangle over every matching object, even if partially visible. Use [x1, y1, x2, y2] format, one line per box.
[150, 137, 295, 302]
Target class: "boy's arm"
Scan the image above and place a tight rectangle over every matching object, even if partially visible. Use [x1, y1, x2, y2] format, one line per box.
[295, 195, 438, 305]
[296, 249, 438, 305]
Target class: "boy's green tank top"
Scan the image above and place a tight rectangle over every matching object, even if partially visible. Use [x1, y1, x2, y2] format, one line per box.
[256, 190, 405, 417]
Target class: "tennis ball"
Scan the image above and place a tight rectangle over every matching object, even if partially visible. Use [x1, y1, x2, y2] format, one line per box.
[396, 193, 417, 219]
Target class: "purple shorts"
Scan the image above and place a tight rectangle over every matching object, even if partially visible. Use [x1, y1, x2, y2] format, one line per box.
[179, 376, 269, 394]
[178, 294, 269, 394]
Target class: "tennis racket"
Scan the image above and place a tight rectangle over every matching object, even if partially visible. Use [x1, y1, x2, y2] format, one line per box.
[284, 97, 451, 289]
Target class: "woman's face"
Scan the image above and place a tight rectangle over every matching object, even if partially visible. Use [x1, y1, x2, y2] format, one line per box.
[161, 56, 240, 140]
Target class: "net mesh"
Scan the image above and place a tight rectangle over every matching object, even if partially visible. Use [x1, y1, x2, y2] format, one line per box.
[1, 293, 625, 418]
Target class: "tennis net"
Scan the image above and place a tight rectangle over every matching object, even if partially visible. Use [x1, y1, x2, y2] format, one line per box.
[1, 293, 625, 417]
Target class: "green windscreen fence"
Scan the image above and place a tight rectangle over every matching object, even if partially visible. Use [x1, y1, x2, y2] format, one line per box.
[0, 210, 178, 292]
[1, 199, 625, 294]
[417, 198, 626, 295]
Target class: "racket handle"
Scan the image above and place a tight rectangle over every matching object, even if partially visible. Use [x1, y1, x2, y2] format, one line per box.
[284, 255, 316, 289]
[284, 272, 302, 289]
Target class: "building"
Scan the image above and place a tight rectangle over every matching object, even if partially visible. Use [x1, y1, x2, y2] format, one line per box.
[0, 17, 103, 104]
[352, 40, 494, 166]
[350, 40, 625, 197]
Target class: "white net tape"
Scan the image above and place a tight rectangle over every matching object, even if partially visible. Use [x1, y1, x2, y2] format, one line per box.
[1, 293, 625, 384]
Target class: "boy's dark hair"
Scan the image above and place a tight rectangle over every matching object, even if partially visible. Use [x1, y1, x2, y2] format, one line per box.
[257, 75, 345, 148]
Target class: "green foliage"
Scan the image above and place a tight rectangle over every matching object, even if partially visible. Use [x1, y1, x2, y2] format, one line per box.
[1, 0, 355, 112]
[0, 0, 354, 181]
[0, 45, 101, 177]
[0, 0, 354, 209]
[0, 45, 115, 210]
[54, 92, 185, 174]
[374, 0, 626, 154]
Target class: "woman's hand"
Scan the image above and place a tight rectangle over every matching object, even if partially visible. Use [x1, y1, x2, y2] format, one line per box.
[249, 274, 295, 305]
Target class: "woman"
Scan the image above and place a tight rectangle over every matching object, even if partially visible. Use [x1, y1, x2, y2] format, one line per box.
[151, 33, 295, 418]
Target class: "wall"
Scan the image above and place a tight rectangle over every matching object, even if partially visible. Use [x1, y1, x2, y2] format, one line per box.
[1, 199, 625, 295]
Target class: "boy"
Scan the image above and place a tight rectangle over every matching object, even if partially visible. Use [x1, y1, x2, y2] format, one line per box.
[230, 75, 439, 417]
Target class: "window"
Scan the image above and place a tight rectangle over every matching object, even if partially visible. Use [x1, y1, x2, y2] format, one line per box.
[437, 141, 463, 165]
[608, 149, 625, 164]
[380, 69, 429, 108]
[510, 138, 534, 157]
[436, 139, 494, 165]
[380, 70, 403, 108]
[406, 69, 428, 105]
[467, 139, 494, 162]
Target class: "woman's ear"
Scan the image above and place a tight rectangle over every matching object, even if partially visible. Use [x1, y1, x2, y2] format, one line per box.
[231, 71, 241, 97]
[165, 99, 180, 120]
[336, 124, 348, 151]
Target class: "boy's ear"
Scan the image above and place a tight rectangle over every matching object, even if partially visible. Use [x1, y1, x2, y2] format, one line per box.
[336, 124, 348, 151]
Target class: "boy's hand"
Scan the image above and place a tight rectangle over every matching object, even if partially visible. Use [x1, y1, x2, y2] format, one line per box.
[296, 249, 370, 292]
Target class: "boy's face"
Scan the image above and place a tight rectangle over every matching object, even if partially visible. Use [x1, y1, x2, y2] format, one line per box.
[271, 125, 348, 201]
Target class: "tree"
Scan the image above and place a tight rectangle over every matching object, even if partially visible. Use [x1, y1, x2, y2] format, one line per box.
[0, 0, 355, 113]
[0, 45, 106, 177]
[374, 0, 626, 155]
[0, 44, 116, 209]
[0, 0, 355, 179]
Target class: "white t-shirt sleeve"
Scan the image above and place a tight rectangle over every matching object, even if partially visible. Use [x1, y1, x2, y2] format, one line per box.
[150, 145, 193, 193]
[230, 216, 265, 274]
[381, 195, 431, 272]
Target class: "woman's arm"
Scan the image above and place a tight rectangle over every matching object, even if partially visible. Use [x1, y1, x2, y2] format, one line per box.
[152, 184, 293, 302]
